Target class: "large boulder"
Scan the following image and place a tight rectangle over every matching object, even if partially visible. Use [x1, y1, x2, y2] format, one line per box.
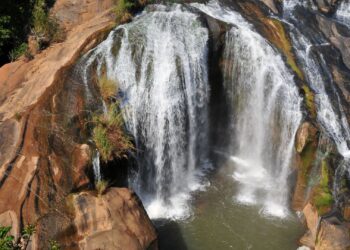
[60, 188, 158, 250]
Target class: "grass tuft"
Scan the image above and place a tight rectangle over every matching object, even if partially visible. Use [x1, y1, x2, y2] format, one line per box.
[92, 103, 134, 162]
[96, 179, 109, 197]
[98, 75, 118, 102]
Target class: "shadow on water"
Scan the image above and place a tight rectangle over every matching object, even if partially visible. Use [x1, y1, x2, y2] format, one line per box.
[154, 220, 188, 250]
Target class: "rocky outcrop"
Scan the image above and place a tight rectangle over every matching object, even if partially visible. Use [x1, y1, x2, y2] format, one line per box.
[60, 188, 157, 250]
[301, 203, 350, 250]
[0, 0, 157, 249]
[293, 122, 319, 211]
[316, 14, 350, 70]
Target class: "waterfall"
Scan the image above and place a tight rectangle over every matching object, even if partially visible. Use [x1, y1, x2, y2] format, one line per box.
[336, 1, 350, 26]
[93, 151, 102, 182]
[282, 3, 350, 207]
[81, 4, 210, 220]
[193, 1, 303, 218]
[283, 4, 350, 159]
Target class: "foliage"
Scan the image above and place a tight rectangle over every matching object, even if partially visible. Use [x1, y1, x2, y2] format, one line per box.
[114, 0, 135, 23]
[0, 224, 36, 249]
[96, 180, 109, 196]
[0, 226, 14, 250]
[49, 240, 60, 250]
[22, 224, 36, 240]
[98, 75, 118, 102]
[92, 103, 134, 162]
[32, 0, 64, 47]
[0, 0, 62, 65]
[9, 43, 30, 61]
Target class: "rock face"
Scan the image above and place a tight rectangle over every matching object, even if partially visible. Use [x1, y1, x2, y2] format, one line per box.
[0, 0, 157, 249]
[61, 188, 157, 250]
[301, 203, 350, 250]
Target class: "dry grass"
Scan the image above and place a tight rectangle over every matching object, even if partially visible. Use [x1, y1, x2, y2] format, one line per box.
[98, 75, 118, 102]
[96, 180, 109, 197]
[92, 103, 134, 162]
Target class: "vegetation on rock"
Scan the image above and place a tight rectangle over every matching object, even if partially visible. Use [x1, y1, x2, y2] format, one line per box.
[0, 224, 36, 250]
[0, 0, 58, 65]
[92, 103, 133, 162]
[98, 75, 118, 102]
[96, 180, 109, 197]
[312, 159, 334, 215]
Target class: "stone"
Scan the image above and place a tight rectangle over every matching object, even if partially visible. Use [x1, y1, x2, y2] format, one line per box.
[316, 219, 350, 250]
[62, 188, 158, 250]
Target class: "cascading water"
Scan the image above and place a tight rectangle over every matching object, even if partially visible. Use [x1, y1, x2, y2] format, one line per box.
[282, 2, 350, 205]
[336, 0, 350, 25]
[92, 151, 102, 182]
[81, 5, 210, 220]
[193, 1, 303, 218]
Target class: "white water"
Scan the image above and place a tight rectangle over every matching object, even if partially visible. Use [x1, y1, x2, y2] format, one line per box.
[82, 5, 210, 220]
[283, 4, 350, 159]
[193, 1, 303, 218]
[336, 1, 350, 26]
[93, 151, 102, 182]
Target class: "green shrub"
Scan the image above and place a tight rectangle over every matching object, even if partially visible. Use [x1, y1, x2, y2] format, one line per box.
[49, 240, 60, 250]
[93, 125, 113, 162]
[114, 0, 135, 23]
[9, 43, 29, 61]
[32, 0, 64, 47]
[96, 180, 109, 197]
[0, 226, 14, 250]
[92, 103, 133, 162]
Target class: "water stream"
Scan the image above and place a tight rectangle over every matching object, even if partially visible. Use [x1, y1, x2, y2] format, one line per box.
[83, 4, 210, 220]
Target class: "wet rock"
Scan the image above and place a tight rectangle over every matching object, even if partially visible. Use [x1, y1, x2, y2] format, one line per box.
[62, 188, 158, 250]
[71, 144, 91, 189]
[295, 122, 318, 153]
[314, 0, 339, 14]
[293, 123, 319, 211]
[316, 219, 350, 250]
[316, 14, 350, 70]
[260, 0, 279, 13]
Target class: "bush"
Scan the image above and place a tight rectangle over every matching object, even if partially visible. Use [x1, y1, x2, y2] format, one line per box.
[9, 43, 29, 61]
[49, 240, 60, 250]
[114, 0, 135, 23]
[98, 75, 118, 102]
[32, 0, 64, 48]
[96, 180, 109, 196]
[0, 226, 14, 250]
[92, 103, 133, 162]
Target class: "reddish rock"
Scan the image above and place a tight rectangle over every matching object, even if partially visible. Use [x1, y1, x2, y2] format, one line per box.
[61, 188, 158, 250]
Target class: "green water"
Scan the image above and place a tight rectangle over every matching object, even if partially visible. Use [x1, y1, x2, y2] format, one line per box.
[156, 162, 305, 250]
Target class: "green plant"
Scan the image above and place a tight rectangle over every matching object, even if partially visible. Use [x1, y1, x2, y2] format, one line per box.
[114, 0, 135, 23]
[92, 103, 134, 162]
[96, 180, 109, 196]
[98, 75, 118, 102]
[49, 240, 60, 250]
[32, 0, 64, 47]
[9, 43, 28, 61]
[0, 226, 14, 250]
[22, 224, 36, 239]
[93, 125, 113, 162]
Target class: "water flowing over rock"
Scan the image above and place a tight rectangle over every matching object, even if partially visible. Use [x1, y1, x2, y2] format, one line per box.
[193, 0, 303, 218]
[336, 1, 350, 25]
[80, 4, 210, 220]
